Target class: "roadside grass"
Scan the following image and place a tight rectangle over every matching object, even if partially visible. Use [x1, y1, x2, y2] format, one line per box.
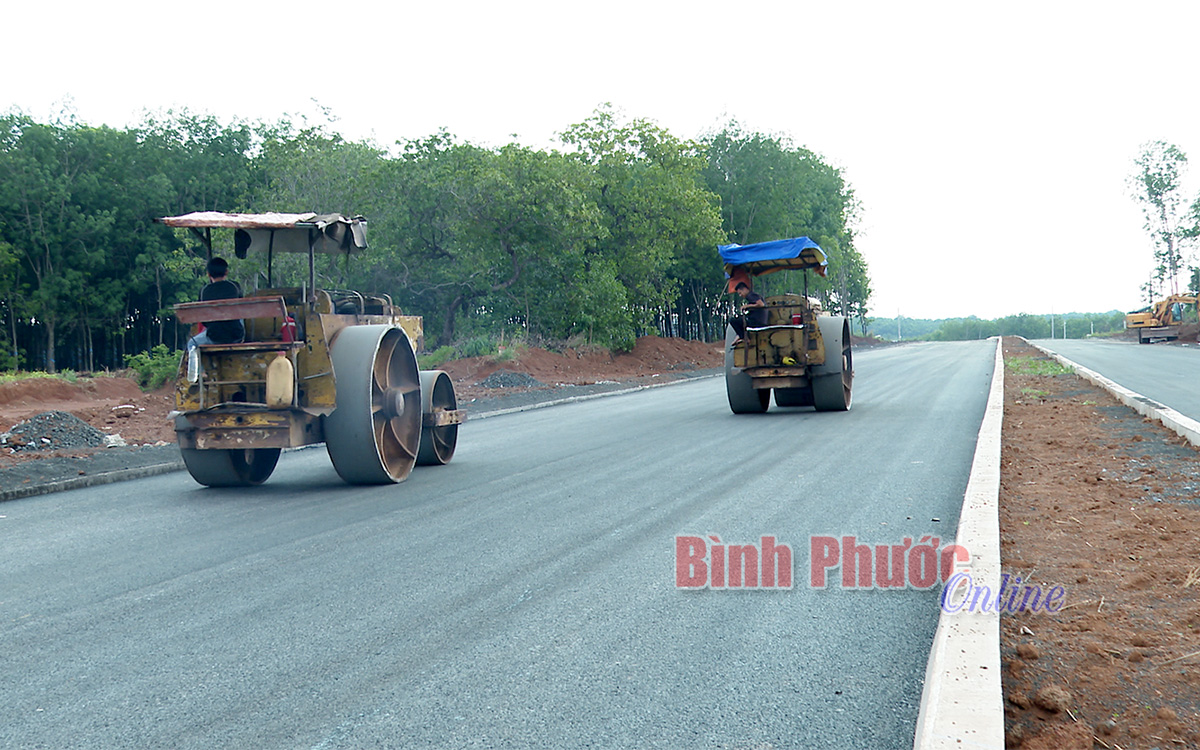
[416, 335, 528, 369]
[417, 345, 457, 369]
[0, 370, 80, 385]
[1005, 356, 1072, 376]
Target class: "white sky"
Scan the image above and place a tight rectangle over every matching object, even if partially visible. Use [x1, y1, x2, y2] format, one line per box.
[8, 0, 1200, 319]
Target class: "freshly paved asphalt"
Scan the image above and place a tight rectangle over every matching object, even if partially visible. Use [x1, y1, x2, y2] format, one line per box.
[1033, 338, 1200, 419]
[1, 341, 995, 749]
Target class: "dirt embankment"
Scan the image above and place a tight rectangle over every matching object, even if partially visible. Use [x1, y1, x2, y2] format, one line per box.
[439, 335, 723, 403]
[1000, 337, 1200, 748]
[0, 377, 176, 450]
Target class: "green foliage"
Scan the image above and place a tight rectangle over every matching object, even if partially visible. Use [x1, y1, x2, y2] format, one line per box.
[372, 134, 603, 347]
[701, 120, 871, 325]
[926, 318, 1000, 341]
[458, 335, 497, 359]
[0, 370, 75, 385]
[867, 317, 943, 341]
[0, 104, 871, 369]
[124, 344, 181, 390]
[572, 256, 635, 351]
[915, 310, 1126, 341]
[493, 342, 524, 363]
[0, 347, 20, 371]
[417, 345, 457, 369]
[560, 105, 725, 337]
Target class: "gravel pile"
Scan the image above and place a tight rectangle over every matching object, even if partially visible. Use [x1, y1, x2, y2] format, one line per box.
[1, 411, 108, 453]
[477, 370, 545, 388]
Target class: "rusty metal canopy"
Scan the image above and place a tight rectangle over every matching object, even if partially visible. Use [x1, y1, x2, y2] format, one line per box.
[157, 212, 368, 255]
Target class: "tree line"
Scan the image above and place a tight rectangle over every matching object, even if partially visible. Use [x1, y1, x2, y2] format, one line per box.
[868, 311, 1129, 341]
[0, 105, 870, 372]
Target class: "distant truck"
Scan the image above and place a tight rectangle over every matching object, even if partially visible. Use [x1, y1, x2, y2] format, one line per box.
[1124, 294, 1197, 344]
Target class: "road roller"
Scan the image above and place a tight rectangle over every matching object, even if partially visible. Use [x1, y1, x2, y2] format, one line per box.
[160, 211, 464, 486]
[720, 237, 853, 414]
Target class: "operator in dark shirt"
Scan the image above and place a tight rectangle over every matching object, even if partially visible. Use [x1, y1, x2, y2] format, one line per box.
[186, 257, 245, 351]
[729, 281, 767, 343]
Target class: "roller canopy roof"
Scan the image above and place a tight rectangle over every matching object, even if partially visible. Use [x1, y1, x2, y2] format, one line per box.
[157, 212, 368, 255]
[718, 237, 827, 274]
[719, 237, 828, 293]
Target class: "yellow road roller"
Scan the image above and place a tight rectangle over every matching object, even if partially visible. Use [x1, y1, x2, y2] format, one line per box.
[720, 237, 853, 414]
[161, 211, 464, 486]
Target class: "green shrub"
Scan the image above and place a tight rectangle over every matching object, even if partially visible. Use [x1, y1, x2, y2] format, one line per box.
[418, 345, 457, 369]
[0, 346, 23, 372]
[493, 341, 527, 363]
[125, 344, 182, 390]
[459, 335, 496, 359]
[0, 370, 61, 386]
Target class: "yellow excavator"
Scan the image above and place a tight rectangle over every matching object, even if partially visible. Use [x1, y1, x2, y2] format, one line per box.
[1124, 294, 1198, 344]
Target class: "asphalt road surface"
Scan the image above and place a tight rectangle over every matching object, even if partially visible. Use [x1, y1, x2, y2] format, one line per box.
[1, 341, 995, 749]
[1034, 338, 1200, 420]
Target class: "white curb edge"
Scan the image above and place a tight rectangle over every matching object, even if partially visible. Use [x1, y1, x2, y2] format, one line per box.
[912, 337, 1005, 749]
[1027, 340, 1200, 448]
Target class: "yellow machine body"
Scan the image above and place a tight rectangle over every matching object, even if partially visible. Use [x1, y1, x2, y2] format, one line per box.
[731, 294, 826, 389]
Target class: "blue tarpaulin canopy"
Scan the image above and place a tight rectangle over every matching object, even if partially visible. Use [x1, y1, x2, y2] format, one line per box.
[719, 237, 824, 266]
[719, 237, 827, 292]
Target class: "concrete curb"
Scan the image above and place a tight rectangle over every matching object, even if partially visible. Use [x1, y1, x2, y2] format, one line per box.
[0, 459, 186, 503]
[1028, 340, 1200, 448]
[913, 337, 1005, 749]
[1, 373, 721, 503]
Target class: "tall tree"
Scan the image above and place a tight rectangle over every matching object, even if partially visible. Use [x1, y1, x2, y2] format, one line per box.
[1130, 140, 1191, 296]
[0, 238, 19, 369]
[559, 106, 724, 347]
[0, 115, 122, 371]
[375, 135, 600, 346]
[702, 121, 871, 325]
[134, 110, 260, 349]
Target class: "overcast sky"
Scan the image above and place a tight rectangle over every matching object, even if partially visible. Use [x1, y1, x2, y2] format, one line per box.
[8, 0, 1200, 319]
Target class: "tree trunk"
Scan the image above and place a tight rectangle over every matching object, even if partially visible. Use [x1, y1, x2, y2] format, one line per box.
[156, 265, 165, 347]
[84, 319, 94, 372]
[45, 318, 56, 373]
[6, 297, 17, 370]
[440, 294, 466, 347]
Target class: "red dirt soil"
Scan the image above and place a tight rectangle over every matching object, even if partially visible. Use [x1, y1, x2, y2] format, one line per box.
[0, 377, 176, 450]
[440, 335, 722, 384]
[1000, 337, 1200, 748]
[440, 335, 723, 402]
